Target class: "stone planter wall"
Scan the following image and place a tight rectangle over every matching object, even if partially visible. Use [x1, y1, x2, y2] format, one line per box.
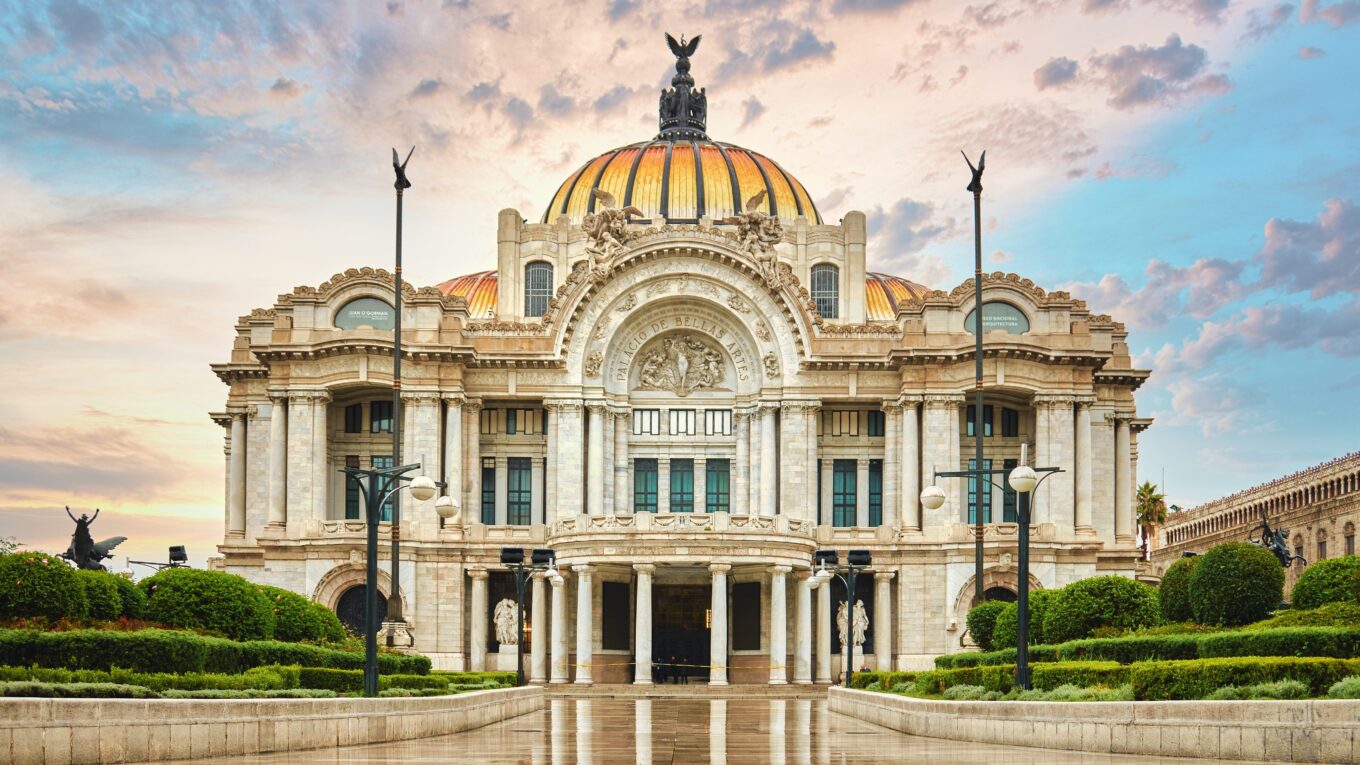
[1, 686, 542, 765]
[831, 687, 1360, 764]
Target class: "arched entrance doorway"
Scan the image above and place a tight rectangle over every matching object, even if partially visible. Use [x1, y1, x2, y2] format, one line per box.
[335, 585, 386, 635]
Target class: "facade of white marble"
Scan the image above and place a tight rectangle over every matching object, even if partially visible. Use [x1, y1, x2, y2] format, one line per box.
[209, 48, 1150, 680]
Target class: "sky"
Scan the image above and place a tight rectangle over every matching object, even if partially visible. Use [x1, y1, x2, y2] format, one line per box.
[0, 0, 1356, 568]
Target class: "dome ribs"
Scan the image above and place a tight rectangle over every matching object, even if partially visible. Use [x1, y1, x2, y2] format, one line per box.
[622, 142, 649, 211]
[659, 141, 674, 220]
[713, 142, 743, 218]
[692, 139, 706, 220]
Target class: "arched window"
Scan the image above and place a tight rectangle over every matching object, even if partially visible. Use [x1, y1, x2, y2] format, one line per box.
[524, 261, 553, 318]
[810, 264, 839, 318]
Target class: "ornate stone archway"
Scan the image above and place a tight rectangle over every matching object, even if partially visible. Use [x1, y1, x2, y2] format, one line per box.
[312, 563, 406, 614]
[952, 567, 1045, 618]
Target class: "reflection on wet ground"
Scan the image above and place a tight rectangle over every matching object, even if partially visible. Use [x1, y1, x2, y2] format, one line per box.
[204, 697, 1235, 764]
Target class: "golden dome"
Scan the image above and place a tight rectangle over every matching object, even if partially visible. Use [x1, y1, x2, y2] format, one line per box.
[542, 139, 821, 227]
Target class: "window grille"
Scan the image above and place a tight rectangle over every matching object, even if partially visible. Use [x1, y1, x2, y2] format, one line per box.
[507, 457, 532, 525]
[811, 264, 839, 319]
[669, 409, 696, 436]
[524, 262, 553, 318]
[634, 459, 659, 512]
[670, 459, 694, 512]
[633, 409, 660, 435]
[706, 459, 730, 512]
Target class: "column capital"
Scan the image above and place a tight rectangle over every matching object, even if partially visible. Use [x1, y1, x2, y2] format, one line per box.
[1073, 394, 1098, 407]
[633, 563, 656, 575]
[463, 399, 485, 415]
[609, 406, 632, 421]
[1032, 394, 1079, 408]
[268, 391, 290, 404]
[545, 399, 583, 414]
[874, 571, 895, 583]
[400, 391, 442, 404]
[897, 393, 924, 405]
[441, 392, 467, 406]
[757, 402, 781, 417]
[880, 400, 903, 414]
[585, 401, 608, 415]
[780, 400, 820, 415]
[571, 563, 593, 576]
[287, 390, 331, 404]
[1107, 410, 1136, 425]
[468, 567, 489, 580]
[922, 393, 966, 407]
[732, 409, 752, 424]
[768, 564, 792, 575]
[708, 563, 731, 575]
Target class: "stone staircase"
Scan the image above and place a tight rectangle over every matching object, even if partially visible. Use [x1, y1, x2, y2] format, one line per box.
[541, 683, 832, 699]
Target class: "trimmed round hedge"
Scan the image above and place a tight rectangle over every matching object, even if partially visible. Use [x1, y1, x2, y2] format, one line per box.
[75, 571, 122, 621]
[0, 552, 87, 619]
[1042, 575, 1160, 644]
[140, 569, 274, 641]
[109, 575, 146, 619]
[260, 585, 345, 644]
[1292, 555, 1360, 610]
[966, 601, 1009, 652]
[1189, 542, 1284, 627]
[992, 588, 1058, 648]
[1159, 555, 1199, 623]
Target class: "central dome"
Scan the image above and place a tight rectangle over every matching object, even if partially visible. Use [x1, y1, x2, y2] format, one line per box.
[542, 34, 821, 227]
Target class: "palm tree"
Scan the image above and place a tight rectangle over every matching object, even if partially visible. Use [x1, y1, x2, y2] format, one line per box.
[1136, 482, 1168, 560]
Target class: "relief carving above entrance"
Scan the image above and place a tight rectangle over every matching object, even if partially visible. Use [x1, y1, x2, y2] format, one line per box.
[635, 334, 726, 397]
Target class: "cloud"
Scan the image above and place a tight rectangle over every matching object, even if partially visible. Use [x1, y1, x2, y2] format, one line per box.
[1082, 0, 1231, 21]
[1062, 257, 1246, 330]
[410, 79, 443, 98]
[1298, 46, 1326, 58]
[1034, 57, 1079, 89]
[1085, 34, 1232, 109]
[47, 0, 104, 50]
[1244, 4, 1296, 40]
[1092, 154, 1177, 180]
[739, 96, 766, 128]
[536, 82, 577, 117]
[268, 77, 304, 100]
[1254, 198, 1360, 299]
[1301, 0, 1360, 26]
[591, 84, 639, 114]
[989, 249, 1013, 264]
[1167, 377, 1256, 435]
[607, 0, 639, 20]
[934, 101, 1097, 170]
[831, 0, 921, 12]
[465, 81, 502, 104]
[866, 197, 959, 281]
[716, 20, 836, 81]
[1156, 301, 1360, 373]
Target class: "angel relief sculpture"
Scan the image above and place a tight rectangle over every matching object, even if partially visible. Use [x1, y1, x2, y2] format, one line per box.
[635, 335, 726, 397]
[581, 188, 643, 282]
[723, 190, 791, 290]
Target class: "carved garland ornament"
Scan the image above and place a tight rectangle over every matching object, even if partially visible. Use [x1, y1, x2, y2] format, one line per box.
[635, 334, 726, 397]
[583, 350, 604, 378]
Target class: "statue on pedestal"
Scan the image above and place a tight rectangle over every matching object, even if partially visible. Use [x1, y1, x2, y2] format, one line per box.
[493, 598, 519, 646]
[61, 507, 125, 571]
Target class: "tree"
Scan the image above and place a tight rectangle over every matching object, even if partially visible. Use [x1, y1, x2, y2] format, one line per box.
[0, 537, 21, 554]
[1136, 482, 1168, 561]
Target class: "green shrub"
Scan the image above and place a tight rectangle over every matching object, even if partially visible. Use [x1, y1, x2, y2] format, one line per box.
[0, 681, 158, 698]
[109, 575, 146, 618]
[259, 585, 346, 644]
[297, 666, 448, 693]
[1056, 633, 1200, 664]
[1328, 676, 1360, 698]
[1029, 661, 1128, 691]
[1292, 556, 1360, 610]
[966, 601, 1009, 652]
[1159, 556, 1199, 623]
[430, 670, 516, 686]
[1043, 576, 1160, 644]
[0, 552, 87, 619]
[75, 570, 122, 621]
[943, 684, 986, 700]
[0, 664, 295, 692]
[160, 688, 337, 699]
[0, 628, 430, 675]
[1249, 602, 1360, 630]
[849, 670, 917, 691]
[140, 569, 275, 641]
[1205, 685, 1244, 700]
[1189, 542, 1284, 627]
[1197, 626, 1360, 660]
[1131, 656, 1360, 700]
[992, 590, 1057, 649]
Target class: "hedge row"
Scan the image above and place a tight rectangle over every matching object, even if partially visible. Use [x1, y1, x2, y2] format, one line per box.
[0, 664, 298, 692]
[935, 626, 1360, 668]
[430, 670, 518, 686]
[914, 661, 1128, 695]
[0, 629, 430, 675]
[0, 681, 161, 698]
[847, 671, 918, 690]
[297, 667, 453, 693]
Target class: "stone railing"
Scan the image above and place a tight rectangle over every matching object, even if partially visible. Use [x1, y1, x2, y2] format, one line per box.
[552, 512, 813, 537]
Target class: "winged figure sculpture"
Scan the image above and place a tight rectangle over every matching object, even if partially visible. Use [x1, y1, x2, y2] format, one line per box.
[666, 33, 701, 60]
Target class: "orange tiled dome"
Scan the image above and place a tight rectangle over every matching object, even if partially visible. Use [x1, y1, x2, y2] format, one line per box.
[437, 270, 498, 318]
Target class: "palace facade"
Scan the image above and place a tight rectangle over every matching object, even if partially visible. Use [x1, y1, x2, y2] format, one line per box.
[210, 42, 1151, 680]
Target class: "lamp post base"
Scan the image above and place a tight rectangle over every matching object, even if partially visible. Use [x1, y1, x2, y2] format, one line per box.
[378, 620, 415, 649]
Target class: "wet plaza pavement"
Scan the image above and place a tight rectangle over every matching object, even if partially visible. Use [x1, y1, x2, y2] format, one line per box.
[204, 697, 1235, 764]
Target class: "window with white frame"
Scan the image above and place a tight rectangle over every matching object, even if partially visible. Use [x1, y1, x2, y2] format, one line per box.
[823, 410, 860, 437]
[669, 409, 696, 435]
[704, 409, 732, 436]
[505, 408, 540, 435]
[479, 408, 497, 434]
[633, 409, 661, 435]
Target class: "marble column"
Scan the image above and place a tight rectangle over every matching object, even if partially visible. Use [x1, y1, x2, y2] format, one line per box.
[709, 563, 730, 686]
[602, 410, 614, 514]
[574, 564, 593, 684]
[794, 572, 813, 684]
[228, 412, 246, 536]
[874, 572, 893, 671]
[634, 563, 654, 684]
[901, 398, 921, 531]
[734, 411, 751, 515]
[530, 571, 547, 683]
[819, 460, 833, 526]
[586, 404, 605, 516]
[1115, 416, 1133, 543]
[545, 404, 560, 526]
[1075, 400, 1094, 535]
[464, 401, 483, 524]
[694, 457, 708, 513]
[267, 396, 287, 529]
[531, 457, 545, 525]
[311, 396, 329, 522]
[769, 565, 789, 684]
[285, 393, 316, 535]
[749, 411, 762, 513]
[815, 579, 832, 683]
[443, 395, 463, 522]
[556, 403, 585, 518]
[882, 404, 900, 527]
[855, 458, 869, 527]
[921, 395, 962, 529]
[613, 410, 631, 514]
[550, 570, 568, 683]
[469, 568, 488, 672]
[760, 405, 778, 516]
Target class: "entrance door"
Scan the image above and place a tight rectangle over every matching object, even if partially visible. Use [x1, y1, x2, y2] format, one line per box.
[653, 584, 711, 682]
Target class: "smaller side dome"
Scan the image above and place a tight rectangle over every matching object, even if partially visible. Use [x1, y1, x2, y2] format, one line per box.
[866, 272, 930, 321]
[437, 270, 498, 318]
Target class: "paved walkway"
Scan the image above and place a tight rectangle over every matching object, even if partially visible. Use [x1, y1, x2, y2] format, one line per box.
[207, 697, 1235, 764]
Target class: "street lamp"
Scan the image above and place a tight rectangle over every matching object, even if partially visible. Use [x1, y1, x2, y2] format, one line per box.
[813, 549, 872, 689]
[341, 462, 443, 697]
[500, 547, 557, 688]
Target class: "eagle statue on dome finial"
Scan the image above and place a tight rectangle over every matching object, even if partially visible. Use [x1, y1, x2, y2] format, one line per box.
[666, 33, 701, 63]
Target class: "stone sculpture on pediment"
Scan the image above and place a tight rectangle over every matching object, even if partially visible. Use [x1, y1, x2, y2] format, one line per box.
[582, 189, 643, 282]
[634, 334, 726, 397]
[723, 190, 790, 291]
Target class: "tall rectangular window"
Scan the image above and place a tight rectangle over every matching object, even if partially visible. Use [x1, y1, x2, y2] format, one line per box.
[507, 457, 532, 525]
[966, 405, 994, 437]
[634, 459, 659, 513]
[505, 409, 518, 435]
[824, 410, 859, 437]
[504, 408, 538, 435]
[706, 459, 730, 512]
[344, 455, 361, 519]
[868, 459, 883, 526]
[967, 458, 993, 524]
[867, 410, 885, 437]
[833, 459, 857, 527]
[344, 404, 363, 434]
[633, 409, 660, 435]
[371, 401, 393, 433]
[810, 264, 839, 319]
[372, 455, 394, 521]
[1001, 408, 1020, 437]
[1347, 535, 1355, 556]
[481, 457, 496, 525]
[670, 458, 694, 512]
[480, 408, 497, 435]
[1319, 539, 1328, 561]
[704, 409, 732, 436]
[1002, 458, 1018, 522]
[669, 409, 696, 436]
